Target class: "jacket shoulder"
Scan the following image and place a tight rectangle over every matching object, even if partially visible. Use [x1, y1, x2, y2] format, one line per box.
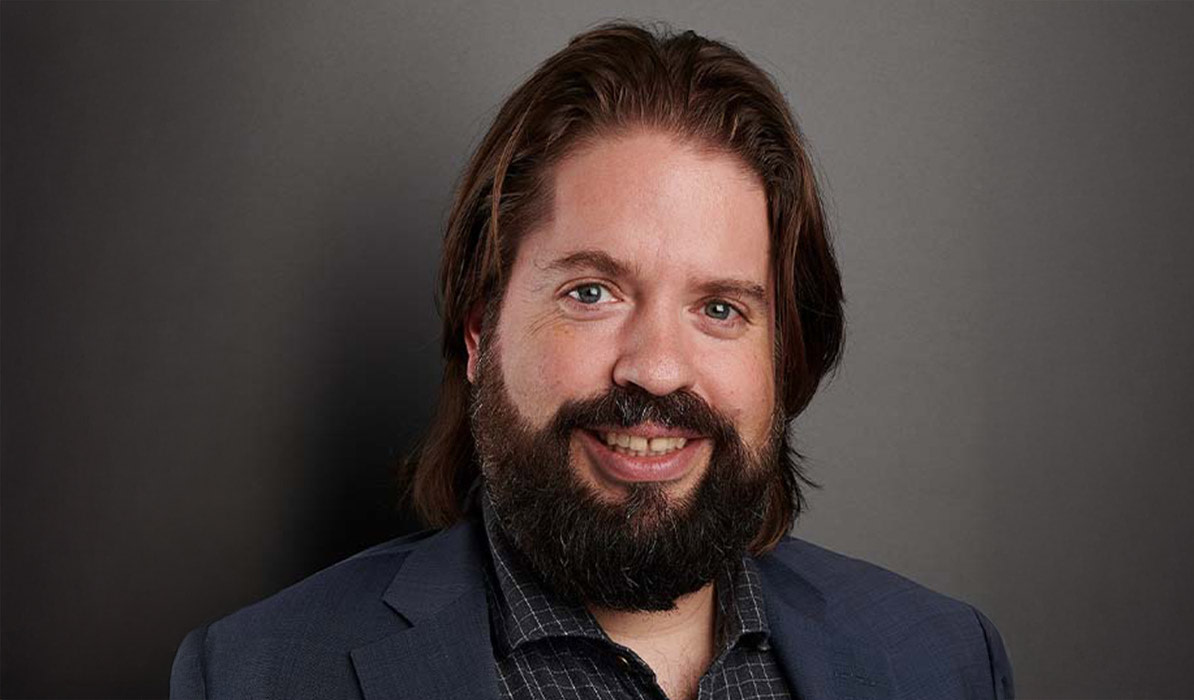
[170, 528, 439, 699]
[766, 536, 1014, 699]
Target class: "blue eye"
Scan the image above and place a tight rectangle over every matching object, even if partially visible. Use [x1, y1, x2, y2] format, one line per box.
[568, 283, 609, 304]
[704, 300, 738, 321]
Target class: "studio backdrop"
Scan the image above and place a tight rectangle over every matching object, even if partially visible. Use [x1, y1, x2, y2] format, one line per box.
[3, 2, 1193, 698]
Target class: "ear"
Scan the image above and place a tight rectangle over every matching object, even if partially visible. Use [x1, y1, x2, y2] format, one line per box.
[464, 301, 485, 384]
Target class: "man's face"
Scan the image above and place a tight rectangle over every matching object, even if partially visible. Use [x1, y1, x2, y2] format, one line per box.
[466, 130, 784, 610]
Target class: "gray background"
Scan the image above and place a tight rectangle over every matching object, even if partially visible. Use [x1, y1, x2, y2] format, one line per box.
[3, 1, 1192, 698]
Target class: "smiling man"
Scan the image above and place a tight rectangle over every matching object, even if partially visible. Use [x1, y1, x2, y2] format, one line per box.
[171, 22, 1014, 700]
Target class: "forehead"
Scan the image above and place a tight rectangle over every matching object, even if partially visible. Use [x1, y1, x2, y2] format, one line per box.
[522, 130, 771, 286]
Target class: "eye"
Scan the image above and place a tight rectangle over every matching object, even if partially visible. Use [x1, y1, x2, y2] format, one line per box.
[566, 283, 614, 305]
[703, 299, 742, 322]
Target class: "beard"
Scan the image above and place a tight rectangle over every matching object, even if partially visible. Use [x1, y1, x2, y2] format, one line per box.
[468, 319, 791, 613]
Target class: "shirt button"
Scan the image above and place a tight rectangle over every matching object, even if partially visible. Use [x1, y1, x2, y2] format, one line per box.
[617, 655, 631, 668]
[757, 640, 771, 651]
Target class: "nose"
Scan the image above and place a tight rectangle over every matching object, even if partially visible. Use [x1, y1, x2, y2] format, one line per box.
[611, 301, 697, 397]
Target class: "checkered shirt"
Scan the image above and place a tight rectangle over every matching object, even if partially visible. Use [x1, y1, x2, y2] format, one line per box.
[480, 494, 793, 700]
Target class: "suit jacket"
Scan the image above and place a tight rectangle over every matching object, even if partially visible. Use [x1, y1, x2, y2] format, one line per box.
[170, 518, 1014, 699]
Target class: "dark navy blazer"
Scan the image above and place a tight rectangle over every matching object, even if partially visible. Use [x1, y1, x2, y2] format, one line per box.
[170, 519, 1014, 699]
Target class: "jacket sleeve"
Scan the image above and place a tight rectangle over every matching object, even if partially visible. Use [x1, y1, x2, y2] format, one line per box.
[170, 624, 210, 699]
[972, 606, 1014, 699]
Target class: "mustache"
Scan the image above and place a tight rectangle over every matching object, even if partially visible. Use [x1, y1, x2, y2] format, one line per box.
[546, 383, 739, 445]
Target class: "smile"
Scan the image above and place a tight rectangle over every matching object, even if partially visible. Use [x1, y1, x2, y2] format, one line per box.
[599, 431, 688, 456]
[578, 428, 706, 483]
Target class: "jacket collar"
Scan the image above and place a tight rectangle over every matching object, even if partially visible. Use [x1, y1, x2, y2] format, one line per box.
[350, 518, 894, 700]
[350, 518, 500, 700]
[756, 551, 896, 699]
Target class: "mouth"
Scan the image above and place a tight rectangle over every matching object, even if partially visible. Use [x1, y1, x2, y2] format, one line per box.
[576, 427, 708, 484]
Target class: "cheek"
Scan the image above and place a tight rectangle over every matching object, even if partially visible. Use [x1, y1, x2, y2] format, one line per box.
[700, 340, 776, 444]
[501, 320, 618, 426]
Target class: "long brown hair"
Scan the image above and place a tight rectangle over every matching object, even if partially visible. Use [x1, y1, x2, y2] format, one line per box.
[405, 21, 845, 553]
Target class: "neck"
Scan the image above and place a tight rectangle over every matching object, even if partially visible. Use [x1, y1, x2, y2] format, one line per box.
[589, 582, 719, 700]
[588, 582, 718, 643]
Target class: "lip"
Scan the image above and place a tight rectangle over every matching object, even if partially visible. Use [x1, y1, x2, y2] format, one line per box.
[577, 428, 707, 483]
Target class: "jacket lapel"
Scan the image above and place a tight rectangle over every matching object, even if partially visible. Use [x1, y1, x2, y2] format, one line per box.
[350, 520, 500, 700]
[757, 552, 896, 700]
[350, 521, 895, 700]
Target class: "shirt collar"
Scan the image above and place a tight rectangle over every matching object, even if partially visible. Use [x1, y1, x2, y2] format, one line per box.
[480, 490, 772, 658]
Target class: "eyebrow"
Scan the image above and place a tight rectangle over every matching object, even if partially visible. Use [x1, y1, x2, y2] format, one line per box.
[543, 250, 632, 278]
[541, 249, 771, 310]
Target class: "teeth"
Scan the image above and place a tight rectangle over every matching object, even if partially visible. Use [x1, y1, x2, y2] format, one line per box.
[648, 437, 675, 452]
[600, 431, 689, 455]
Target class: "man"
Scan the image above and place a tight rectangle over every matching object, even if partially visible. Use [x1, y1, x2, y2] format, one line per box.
[172, 22, 1013, 700]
